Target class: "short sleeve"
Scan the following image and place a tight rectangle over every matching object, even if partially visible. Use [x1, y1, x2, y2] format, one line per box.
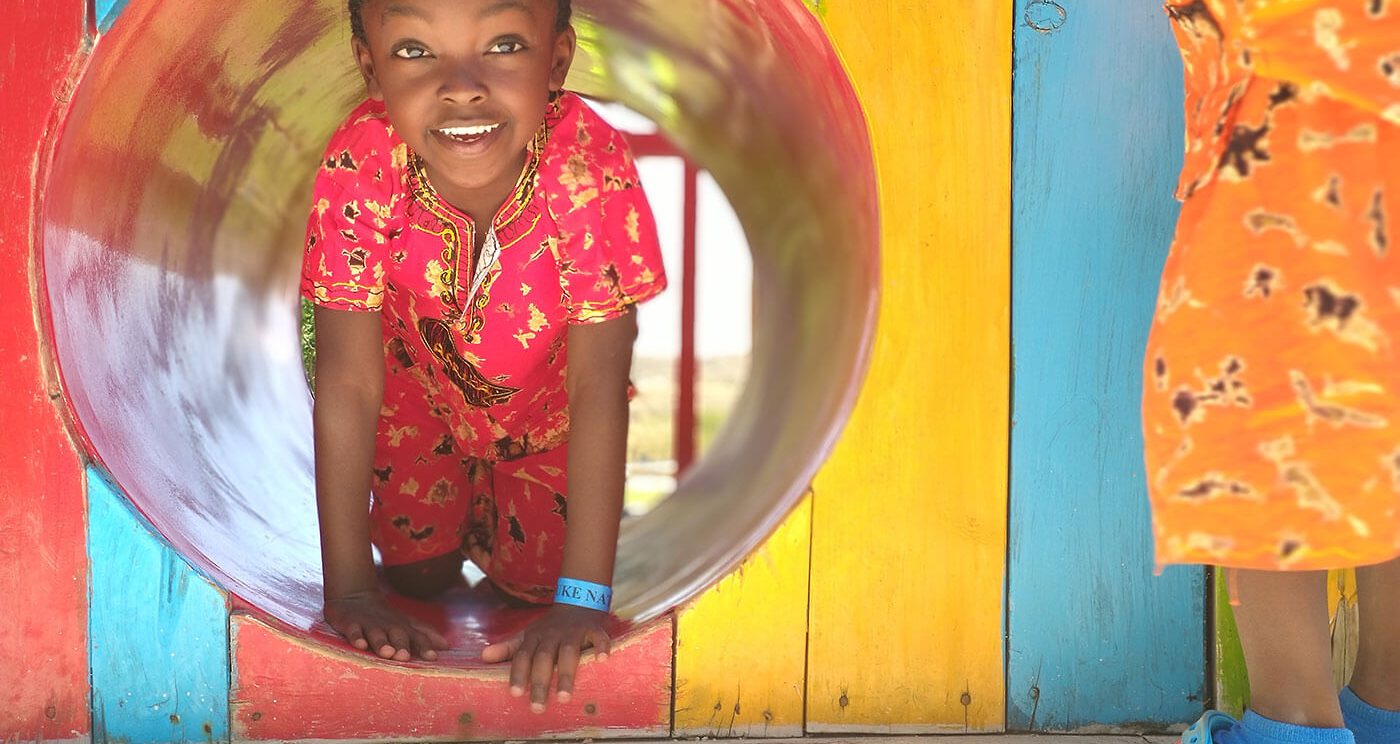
[300, 103, 403, 312]
[547, 99, 669, 325]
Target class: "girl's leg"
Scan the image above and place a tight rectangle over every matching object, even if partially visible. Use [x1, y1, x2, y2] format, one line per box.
[384, 552, 468, 600]
[472, 445, 569, 606]
[1232, 569, 1345, 727]
[1349, 557, 1400, 707]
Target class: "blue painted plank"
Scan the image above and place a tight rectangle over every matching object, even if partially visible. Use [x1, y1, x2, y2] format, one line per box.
[88, 467, 230, 743]
[95, 0, 131, 33]
[1008, 0, 1206, 731]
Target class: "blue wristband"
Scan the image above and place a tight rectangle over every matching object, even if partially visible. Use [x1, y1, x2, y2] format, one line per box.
[554, 578, 612, 613]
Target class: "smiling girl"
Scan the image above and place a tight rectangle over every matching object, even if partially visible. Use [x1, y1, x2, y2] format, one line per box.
[301, 0, 666, 711]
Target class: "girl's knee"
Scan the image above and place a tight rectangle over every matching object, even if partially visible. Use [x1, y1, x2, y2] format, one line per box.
[383, 552, 465, 600]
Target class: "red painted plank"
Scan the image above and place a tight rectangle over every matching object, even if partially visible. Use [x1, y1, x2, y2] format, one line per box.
[621, 132, 685, 159]
[675, 163, 700, 474]
[232, 613, 673, 742]
[0, 2, 90, 740]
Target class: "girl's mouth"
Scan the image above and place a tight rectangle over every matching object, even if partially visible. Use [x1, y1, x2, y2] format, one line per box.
[432, 122, 505, 153]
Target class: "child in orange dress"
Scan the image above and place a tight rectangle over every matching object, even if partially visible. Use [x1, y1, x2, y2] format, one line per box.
[300, 0, 666, 712]
[1145, 2, 1400, 743]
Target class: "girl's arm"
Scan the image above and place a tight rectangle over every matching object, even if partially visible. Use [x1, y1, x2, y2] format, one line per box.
[557, 308, 637, 587]
[482, 308, 638, 710]
[313, 306, 384, 598]
[313, 306, 446, 661]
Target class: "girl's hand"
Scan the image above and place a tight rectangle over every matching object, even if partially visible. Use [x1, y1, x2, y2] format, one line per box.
[481, 605, 612, 712]
[324, 591, 449, 662]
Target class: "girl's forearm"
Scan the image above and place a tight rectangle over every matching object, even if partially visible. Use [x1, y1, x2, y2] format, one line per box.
[314, 379, 383, 599]
[312, 307, 387, 600]
[558, 313, 638, 588]
[558, 382, 629, 585]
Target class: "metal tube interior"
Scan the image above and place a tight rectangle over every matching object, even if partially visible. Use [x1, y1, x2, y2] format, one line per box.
[41, 0, 878, 662]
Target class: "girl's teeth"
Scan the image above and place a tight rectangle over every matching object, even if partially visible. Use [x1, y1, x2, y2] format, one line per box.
[439, 124, 500, 137]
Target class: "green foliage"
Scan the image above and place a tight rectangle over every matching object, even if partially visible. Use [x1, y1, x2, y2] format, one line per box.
[1214, 567, 1250, 713]
[300, 298, 316, 388]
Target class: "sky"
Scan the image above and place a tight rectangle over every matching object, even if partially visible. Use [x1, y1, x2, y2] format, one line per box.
[590, 102, 753, 360]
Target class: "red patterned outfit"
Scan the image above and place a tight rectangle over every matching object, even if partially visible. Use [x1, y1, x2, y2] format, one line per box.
[302, 92, 667, 602]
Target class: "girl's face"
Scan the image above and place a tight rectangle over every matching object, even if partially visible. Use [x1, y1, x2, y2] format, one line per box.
[353, 0, 575, 206]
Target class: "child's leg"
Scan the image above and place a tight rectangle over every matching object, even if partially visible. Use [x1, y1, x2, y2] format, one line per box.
[1339, 557, 1400, 744]
[1349, 557, 1400, 706]
[369, 398, 477, 600]
[468, 445, 569, 605]
[378, 460, 492, 600]
[1232, 569, 1344, 728]
[383, 552, 467, 600]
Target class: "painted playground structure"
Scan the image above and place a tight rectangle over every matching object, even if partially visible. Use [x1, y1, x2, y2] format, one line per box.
[1, 0, 1313, 742]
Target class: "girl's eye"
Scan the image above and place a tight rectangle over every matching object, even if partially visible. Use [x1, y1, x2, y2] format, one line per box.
[488, 40, 525, 54]
[393, 46, 431, 59]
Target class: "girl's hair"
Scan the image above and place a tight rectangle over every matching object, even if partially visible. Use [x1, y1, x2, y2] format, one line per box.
[350, 0, 573, 42]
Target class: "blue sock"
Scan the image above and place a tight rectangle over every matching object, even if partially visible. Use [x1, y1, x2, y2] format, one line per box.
[1213, 710, 1355, 744]
[1341, 687, 1400, 744]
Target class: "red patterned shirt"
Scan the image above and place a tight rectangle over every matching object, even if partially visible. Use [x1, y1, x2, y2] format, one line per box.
[302, 92, 667, 460]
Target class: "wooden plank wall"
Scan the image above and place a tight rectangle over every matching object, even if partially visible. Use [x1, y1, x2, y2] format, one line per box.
[88, 469, 231, 743]
[232, 616, 672, 741]
[1008, 0, 1205, 731]
[2, 1, 1256, 740]
[0, 2, 89, 741]
[674, 497, 812, 738]
[807, 0, 1012, 732]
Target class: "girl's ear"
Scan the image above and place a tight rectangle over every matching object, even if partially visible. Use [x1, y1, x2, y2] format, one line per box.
[352, 37, 384, 100]
[548, 26, 577, 96]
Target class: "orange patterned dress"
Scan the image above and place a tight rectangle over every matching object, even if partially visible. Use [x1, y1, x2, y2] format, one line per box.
[1144, 0, 1400, 570]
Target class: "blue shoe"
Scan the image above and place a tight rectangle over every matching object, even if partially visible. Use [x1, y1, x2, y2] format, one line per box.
[1341, 687, 1400, 744]
[1184, 711, 1241, 744]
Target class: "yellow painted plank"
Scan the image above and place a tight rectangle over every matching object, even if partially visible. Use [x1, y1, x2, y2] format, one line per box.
[807, 0, 1011, 733]
[1329, 569, 1359, 690]
[674, 495, 813, 738]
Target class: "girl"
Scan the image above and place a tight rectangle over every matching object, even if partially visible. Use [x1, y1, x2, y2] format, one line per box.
[1145, 2, 1399, 743]
[301, 0, 666, 712]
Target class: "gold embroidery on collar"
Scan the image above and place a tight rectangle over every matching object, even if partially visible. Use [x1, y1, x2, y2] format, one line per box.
[404, 111, 554, 328]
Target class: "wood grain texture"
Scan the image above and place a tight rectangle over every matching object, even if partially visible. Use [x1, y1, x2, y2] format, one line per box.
[232, 614, 672, 742]
[1008, 0, 1206, 731]
[88, 468, 231, 744]
[807, 0, 1011, 732]
[0, 2, 89, 740]
[674, 495, 812, 738]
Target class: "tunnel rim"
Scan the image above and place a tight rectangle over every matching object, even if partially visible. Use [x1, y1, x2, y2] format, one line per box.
[36, 0, 881, 664]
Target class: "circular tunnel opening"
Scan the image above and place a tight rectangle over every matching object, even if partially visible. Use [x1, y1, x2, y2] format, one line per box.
[41, 0, 878, 662]
[299, 100, 758, 523]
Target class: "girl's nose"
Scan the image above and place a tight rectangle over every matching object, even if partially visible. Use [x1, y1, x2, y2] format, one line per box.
[438, 64, 488, 104]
